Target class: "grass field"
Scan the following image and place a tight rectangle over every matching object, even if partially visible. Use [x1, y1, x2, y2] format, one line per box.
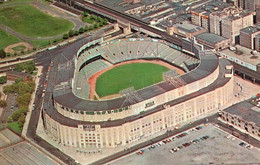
[0, 5, 73, 37]
[7, 122, 22, 133]
[0, 29, 20, 50]
[96, 63, 170, 97]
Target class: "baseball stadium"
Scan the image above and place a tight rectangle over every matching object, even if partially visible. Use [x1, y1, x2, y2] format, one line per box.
[42, 37, 234, 149]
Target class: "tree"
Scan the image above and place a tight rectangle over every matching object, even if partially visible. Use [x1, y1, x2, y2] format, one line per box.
[0, 100, 7, 108]
[14, 63, 24, 72]
[89, 25, 94, 31]
[69, 30, 74, 37]
[6, 116, 13, 123]
[93, 23, 99, 29]
[15, 77, 24, 84]
[84, 25, 89, 32]
[103, 19, 108, 25]
[79, 27, 84, 34]
[11, 110, 21, 121]
[83, 11, 88, 17]
[16, 93, 31, 107]
[0, 76, 7, 84]
[0, 49, 6, 59]
[18, 113, 25, 128]
[63, 33, 69, 39]
[74, 30, 79, 36]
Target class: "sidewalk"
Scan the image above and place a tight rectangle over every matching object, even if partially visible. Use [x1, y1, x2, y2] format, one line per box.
[22, 66, 42, 137]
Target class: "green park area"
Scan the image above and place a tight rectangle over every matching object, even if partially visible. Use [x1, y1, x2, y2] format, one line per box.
[0, 5, 73, 37]
[0, 29, 20, 50]
[96, 63, 169, 97]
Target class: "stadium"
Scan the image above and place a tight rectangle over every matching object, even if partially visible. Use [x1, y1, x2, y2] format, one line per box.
[42, 37, 234, 148]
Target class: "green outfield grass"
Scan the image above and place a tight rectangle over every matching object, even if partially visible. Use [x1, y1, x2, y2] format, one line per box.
[0, 5, 74, 37]
[0, 29, 20, 50]
[96, 63, 170, 98]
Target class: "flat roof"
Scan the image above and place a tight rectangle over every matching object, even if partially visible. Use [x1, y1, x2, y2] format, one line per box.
[6, 71, 28, 77]
[174, 22, 205, 33]
[220, 45, 260, 66]
[240, 26, 260, 34]
[195, 32, 229, 44]
[224, 100, 260, 128]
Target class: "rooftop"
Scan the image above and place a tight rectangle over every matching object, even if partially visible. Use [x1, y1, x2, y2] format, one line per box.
[224, 100, 260, 127]
[195, 32, 229, 44]
[240, 26, 260, 35]
[174, 21, 205, 33]
[6, 71, 28, 78]
[220, 45, 260, 66]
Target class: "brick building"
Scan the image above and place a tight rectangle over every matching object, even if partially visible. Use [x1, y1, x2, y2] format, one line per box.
[221, 12, 254, 44]
[6, 71, 29, 82]
[166, 22, 207, 39]
[240, 26, 260, 50]
[220, 100, 260, 140]
[195, 32, 231, 51]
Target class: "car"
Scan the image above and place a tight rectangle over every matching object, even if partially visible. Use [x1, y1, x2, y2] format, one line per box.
[239, 142, 246, 147]
[177, 146, 183, 149]
[151, 145, 155, 149]
[173, 148, 178, 152]
[200, 137, 205, 141]
[171, 137, 175, 141]
[169, 149, 174, 153]
[191, 128, 197, 132]
[166, 139, 171, 142]
[226, 135, 232, 139]
[162, 140, 167, 144]
[246, 145, 253, 150]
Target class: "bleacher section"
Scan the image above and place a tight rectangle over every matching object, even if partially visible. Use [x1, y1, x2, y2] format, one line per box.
[100, 40, 200, 68]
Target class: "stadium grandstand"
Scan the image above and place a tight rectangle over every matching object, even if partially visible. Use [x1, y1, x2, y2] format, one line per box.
[42, 37, 234, 149]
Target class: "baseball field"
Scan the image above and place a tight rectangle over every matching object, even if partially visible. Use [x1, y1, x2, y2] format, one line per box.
[95, 63, 170, 98]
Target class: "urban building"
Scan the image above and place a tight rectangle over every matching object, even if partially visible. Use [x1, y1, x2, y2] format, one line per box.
[220, 100, 260, 140]
[6, 71, 29, 82]
[221, 11, 254, 44]
[166, 21, 207, 39]
[209, 6, 241, 36]
[195, 32, 231, 51]
[191, 1, 231, 30]
[240, 26, 260, 50]
[254, 34, 260, 52]
[244, 0, 260, 11]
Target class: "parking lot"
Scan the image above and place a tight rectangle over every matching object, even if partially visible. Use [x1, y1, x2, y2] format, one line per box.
[109, 124, 260, 165]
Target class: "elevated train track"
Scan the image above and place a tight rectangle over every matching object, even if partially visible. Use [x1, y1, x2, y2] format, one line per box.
[58, 0, 183, 46]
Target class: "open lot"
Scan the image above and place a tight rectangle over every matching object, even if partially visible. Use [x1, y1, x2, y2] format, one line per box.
[109, 124, 260, 165]
[0, 29, 20, 50]
[96, 63, 169, 97]
[0, 141, 58, 165]
[0, 129, 22, 148]
[0, 5, 73, 37]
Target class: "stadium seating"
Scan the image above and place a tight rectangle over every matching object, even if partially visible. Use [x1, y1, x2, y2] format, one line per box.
[75, 39, 200, 99]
